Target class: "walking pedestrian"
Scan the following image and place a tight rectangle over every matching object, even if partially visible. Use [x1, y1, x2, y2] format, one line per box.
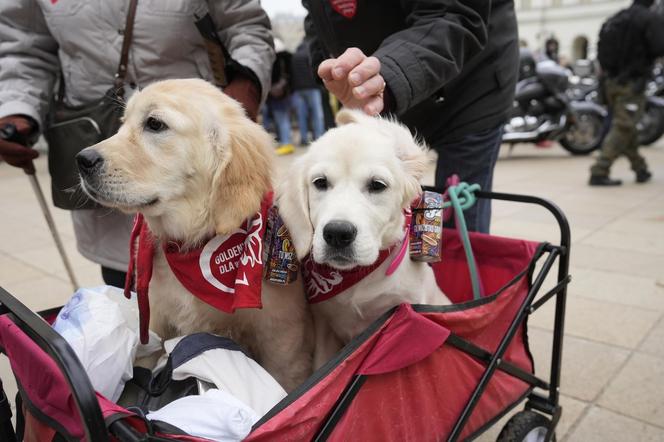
[262, 39, 295, 155]
[290, 41, 326, 146]
[589, 0, 664, 186]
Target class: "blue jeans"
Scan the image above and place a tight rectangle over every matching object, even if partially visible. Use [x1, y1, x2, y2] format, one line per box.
[262, 97, 292, 145]
[291, 88, 325, 143]
[433, 125, 503, 233]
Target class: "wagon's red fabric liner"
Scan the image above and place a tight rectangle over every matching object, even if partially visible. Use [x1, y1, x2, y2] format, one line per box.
[248, 230, 540, 441]
[0, 230, 540, 441]
[0, 316, 211, 441]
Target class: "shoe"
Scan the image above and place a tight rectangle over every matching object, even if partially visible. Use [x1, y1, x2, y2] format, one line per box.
[636, 170, 652, 183]
[275, 144, 295, 156]
[589, 175, 622, 186]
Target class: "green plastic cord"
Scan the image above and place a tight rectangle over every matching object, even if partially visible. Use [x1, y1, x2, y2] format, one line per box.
[445, 183, 483, 301]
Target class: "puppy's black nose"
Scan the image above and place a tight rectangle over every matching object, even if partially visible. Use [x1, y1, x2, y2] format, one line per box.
[323, 220, 357, 248]
[76, 149, 104, 174]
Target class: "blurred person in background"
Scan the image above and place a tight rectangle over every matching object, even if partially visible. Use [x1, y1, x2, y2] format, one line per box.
[589, 0, 664, 186]
[262, 38, 295, 155]
[542, 37, 560, 64]
[303, 0, 519, 233]
[0, 0, 274, 287]
[290, 41, 326, 146]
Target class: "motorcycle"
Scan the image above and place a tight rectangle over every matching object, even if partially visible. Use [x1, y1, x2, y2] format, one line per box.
[569, 62, 664, 147]
[638, 63, 664, 146]
[502, 59, 608, 155]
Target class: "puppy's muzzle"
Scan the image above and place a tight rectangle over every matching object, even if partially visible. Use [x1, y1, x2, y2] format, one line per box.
[323, 220, 357, 249]
[76, 148, 105, 180]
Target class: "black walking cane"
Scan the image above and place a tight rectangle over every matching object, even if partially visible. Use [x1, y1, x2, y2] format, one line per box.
[0, 123, 79, 291]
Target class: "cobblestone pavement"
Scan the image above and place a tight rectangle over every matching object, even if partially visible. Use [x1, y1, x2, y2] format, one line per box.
[0, 140, 662, 440]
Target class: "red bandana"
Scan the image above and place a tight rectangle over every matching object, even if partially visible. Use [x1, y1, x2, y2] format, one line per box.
[329, 0, 357, 19]
[125, 193, 273, 343]
[302, 248, 392, 303]
[302, 210, 411, 303]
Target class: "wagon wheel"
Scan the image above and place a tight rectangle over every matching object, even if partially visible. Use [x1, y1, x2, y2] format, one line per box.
[496, 410, 556, 442]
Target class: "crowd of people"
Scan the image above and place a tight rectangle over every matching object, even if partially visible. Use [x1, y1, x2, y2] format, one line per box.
[0, 0, 662, 285]
[261, 38, 329, 156]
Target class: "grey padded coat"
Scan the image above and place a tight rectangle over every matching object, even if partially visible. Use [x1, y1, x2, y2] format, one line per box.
[0, 0, 275, 271]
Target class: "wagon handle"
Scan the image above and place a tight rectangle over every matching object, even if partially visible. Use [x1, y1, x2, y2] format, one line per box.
[422, 187, 571, 251]
[473, 189, 571, 416]
[0, 287, 110, 442]
[421, 187, 571, 442]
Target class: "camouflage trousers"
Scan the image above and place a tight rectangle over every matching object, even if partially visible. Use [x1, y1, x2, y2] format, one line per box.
[590, 78, 649, 177]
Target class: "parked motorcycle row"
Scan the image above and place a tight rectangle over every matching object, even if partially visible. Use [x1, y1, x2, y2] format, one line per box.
[502, 53, 664, 155]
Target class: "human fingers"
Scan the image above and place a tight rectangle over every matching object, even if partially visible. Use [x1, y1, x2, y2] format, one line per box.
[0, 140, 38, 174]
[352, 74, 386, 100]
[318, 58, 337, 82]
[0, 139, 39, 160]
[362, 95, 384, 116]
[347, 56, 381, 87]
[331, 47, 366, 80]
[0, 115, 34, 135]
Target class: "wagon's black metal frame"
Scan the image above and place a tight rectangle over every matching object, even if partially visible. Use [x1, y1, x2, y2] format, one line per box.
[0, 190, 570, 442]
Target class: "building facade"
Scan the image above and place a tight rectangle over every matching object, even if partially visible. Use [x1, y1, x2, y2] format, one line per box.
[516, 0, 630, 63]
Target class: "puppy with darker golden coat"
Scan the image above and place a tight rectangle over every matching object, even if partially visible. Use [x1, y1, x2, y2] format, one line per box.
[77, 79, 312, 391]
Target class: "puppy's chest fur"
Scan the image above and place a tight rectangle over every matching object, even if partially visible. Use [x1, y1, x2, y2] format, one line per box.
[314, 255, 447, 343]
[147, 245, 242, 340]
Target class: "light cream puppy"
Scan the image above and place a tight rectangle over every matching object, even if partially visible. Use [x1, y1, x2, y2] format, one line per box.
[278, 109, 449, 369]
[77, 79, 312, 391]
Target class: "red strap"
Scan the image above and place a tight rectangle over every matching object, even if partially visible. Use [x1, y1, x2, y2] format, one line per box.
[124, 214, 154, 344]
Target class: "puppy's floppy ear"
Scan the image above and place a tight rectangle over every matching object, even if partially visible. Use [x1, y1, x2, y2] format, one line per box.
[276, 157, 313, 260]
[210, 116, 273, 235]
[393, 123, 430, 207]
[335, 108, 367, 126]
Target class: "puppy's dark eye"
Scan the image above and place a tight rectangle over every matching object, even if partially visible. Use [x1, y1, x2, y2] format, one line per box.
[368, 179, 388, 193]
[145, 116, 167, 132]
[312, 176, 329, 191]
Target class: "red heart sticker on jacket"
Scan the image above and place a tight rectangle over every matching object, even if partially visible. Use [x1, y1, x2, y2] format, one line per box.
[329, 0, 357, 19]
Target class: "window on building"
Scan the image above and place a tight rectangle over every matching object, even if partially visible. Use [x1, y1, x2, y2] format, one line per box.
[572, 35, 589, 61]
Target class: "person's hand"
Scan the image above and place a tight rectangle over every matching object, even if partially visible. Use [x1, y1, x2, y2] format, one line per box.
[318, 48, 386, 116]
[0, 115, 38, 174]
[224, 73, 261, 122]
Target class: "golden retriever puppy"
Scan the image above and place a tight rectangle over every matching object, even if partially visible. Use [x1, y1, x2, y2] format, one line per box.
[77, 79, 312, 391]
[278, 109, 449, 369]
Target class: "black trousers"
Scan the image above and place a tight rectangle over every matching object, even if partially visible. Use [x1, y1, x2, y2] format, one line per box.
[433, 125, 503, 233]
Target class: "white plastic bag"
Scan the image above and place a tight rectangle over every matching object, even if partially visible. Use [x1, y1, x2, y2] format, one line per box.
[53, 286, 161, 401]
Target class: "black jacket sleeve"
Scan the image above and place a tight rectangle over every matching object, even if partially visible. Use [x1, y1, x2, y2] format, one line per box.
[374, 1, 490, 115]
[303, 5, 328, 83]
[302, 0, 491, 116]
[645, 11, 664, 58]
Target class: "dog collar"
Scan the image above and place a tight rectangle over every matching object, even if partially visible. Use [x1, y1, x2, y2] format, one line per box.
[125, 192, 273, 344]
[302, 210, 411, 304]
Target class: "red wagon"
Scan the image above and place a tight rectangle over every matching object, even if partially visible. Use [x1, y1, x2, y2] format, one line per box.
[0, 190, 570, 442]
